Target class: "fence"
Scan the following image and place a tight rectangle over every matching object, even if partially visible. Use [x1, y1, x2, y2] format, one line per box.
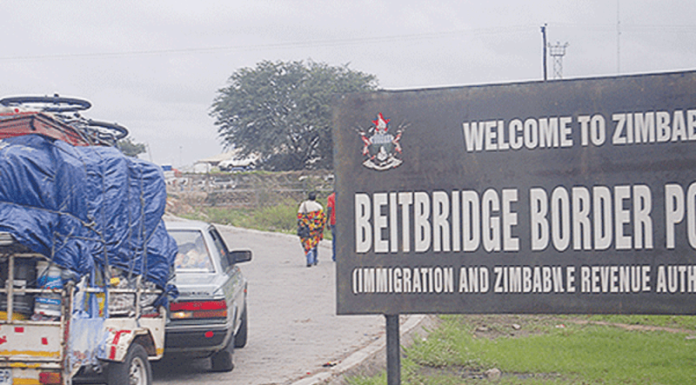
[166, 171, 334, 208]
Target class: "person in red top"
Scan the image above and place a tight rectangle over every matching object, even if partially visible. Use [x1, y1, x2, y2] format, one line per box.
[326, 191, 336, 261]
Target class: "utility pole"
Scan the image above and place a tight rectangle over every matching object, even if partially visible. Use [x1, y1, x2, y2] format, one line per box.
[548, 41, 569, 79]
[541, 24, 548, 81]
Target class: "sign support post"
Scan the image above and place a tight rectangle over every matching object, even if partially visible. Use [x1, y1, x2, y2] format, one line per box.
[385, 314, 401, 385]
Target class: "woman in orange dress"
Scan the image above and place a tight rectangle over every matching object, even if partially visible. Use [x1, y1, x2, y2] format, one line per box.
[297, 192, 326, 267]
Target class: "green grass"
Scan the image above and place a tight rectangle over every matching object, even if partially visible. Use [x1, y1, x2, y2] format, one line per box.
[349, 315, 696, 384]
[178, 198, 333, 239]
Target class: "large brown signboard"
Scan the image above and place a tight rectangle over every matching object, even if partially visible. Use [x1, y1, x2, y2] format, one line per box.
[334, 70, 696, 315]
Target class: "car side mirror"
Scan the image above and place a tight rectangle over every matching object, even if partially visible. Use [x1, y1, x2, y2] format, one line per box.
[228, 249, 252, 265]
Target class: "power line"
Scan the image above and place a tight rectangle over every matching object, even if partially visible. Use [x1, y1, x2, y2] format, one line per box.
[0, 25, 533, 62]
[3, 21, 691, 63]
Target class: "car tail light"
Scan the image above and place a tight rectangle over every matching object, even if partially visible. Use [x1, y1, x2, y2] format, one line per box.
[170, 299, 227, 319]
[39, 371, 62, 385]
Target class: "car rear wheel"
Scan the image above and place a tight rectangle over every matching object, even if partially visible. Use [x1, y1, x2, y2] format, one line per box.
[107, 344, 152, 385]
[234, 307, 247, 348]
[210, 338, 235, 372]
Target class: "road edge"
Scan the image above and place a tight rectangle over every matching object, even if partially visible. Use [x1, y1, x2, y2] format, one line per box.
[291, 314, 432, 385]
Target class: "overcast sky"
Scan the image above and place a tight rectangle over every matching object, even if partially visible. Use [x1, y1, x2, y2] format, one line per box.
[2, 1, 695, 167]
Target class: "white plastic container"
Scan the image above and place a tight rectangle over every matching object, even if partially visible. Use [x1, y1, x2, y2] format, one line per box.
[34, 260, 63, 318]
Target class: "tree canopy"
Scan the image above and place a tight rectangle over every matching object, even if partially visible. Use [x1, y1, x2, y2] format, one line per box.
[117, 137, 147, 158]
[210, 60, 378, 170]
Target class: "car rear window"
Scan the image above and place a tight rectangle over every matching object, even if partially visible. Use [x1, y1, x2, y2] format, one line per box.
[169, 229, 215, 273]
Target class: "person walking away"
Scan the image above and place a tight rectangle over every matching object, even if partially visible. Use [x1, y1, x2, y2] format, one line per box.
[297, 192, 326, 267]
[326, 191, 336, 261]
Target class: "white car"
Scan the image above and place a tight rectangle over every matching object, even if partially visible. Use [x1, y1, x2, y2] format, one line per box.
[163, 220, 252, 372]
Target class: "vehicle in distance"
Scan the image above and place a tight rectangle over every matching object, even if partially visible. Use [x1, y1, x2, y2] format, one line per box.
[163, 219, 252, 372]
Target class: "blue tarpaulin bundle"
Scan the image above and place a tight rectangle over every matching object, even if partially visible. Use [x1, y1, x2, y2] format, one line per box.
[0, 134, 177, 289]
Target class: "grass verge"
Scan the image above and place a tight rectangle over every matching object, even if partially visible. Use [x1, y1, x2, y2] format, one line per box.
[176, 198, 333, 239]
[347, 314, 696, 385]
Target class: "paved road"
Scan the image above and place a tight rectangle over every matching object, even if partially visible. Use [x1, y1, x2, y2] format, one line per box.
[153, 225, 385, 385]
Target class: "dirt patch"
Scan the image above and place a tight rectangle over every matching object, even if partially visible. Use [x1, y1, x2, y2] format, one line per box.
[418, 365, 566, 383]
[567, 318, 696, 334]
[457, 314, 696, 339]
[457, 314, 563, 340]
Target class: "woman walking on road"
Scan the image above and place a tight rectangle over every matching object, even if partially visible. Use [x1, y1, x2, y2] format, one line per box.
[297, 192, 326, 267]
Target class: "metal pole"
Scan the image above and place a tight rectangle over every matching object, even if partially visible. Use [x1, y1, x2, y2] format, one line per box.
[541, 24, 548, 81]
[385, 314, 401, 385]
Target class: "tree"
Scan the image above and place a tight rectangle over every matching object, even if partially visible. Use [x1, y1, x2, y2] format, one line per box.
[117, 137, 147, 158]
[210, 60, 378, 170]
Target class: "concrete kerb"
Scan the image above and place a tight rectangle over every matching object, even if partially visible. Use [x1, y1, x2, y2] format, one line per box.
[291, 315, 429, 385]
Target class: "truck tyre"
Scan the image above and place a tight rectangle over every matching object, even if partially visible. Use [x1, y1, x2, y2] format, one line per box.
[107, 344, 152, 385]
[234, 307, 247, 348]
[210, 338, 234, 372]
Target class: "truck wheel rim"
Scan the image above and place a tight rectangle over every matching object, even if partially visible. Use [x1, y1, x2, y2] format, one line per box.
[129, 356, 148, 385]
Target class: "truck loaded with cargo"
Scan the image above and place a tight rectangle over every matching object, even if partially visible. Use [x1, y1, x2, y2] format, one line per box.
[0, 96, 178, 385]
